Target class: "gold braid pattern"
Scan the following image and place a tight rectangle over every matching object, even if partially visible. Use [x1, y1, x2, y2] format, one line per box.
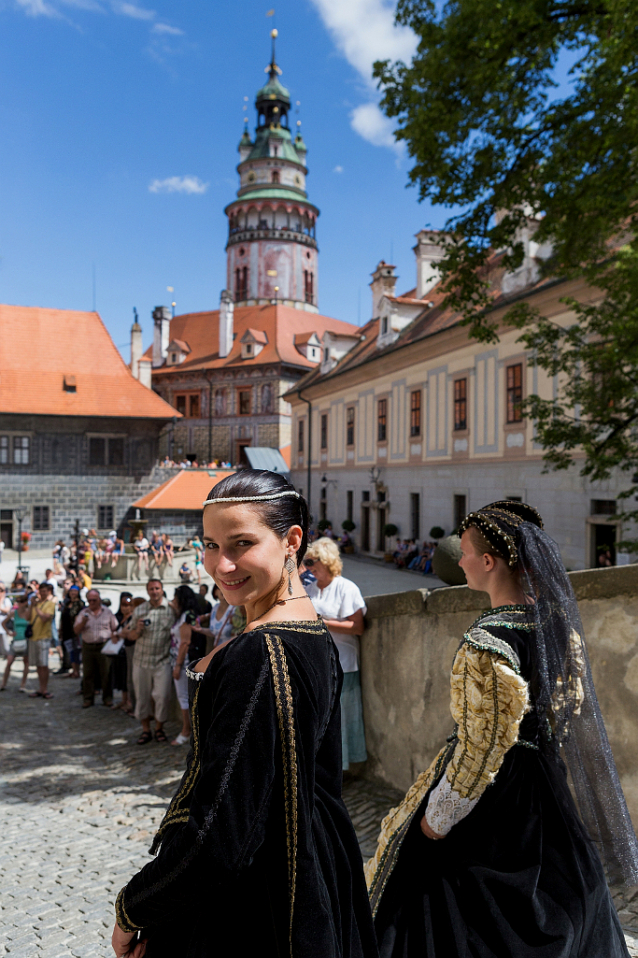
[149, 684, 202, 852]
[265, 634, 298, 958]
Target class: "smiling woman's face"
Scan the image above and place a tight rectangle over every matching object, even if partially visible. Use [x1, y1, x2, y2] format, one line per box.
[203, 503, 290, 609]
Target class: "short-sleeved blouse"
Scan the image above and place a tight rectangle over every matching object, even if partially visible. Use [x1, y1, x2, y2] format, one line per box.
[305, 575, 367, 673]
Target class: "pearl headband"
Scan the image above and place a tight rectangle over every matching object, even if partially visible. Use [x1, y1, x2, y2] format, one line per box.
[203, 490, 301, 507]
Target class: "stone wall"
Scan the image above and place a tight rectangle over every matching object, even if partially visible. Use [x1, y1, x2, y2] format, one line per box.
[360, 564, 638, 828]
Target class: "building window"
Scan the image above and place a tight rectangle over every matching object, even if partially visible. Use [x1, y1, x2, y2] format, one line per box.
[410, 390, 421, 437]
[13, 436, 30, 465]
[346, 407, 355, 447]
[33, 506, 50, 531]
[591, 499, 617, 515]
[303, 270, 314, 304]
[377, 399, 387, 442]
[347, 490, 354, 524]
[89, 436, 124, 467]
[454, 494, 467, 532]
[506, 363, 523, 423]
[410, 493, 420, 541]
[175, 395, 187, 416]
[238, 390, 251, 415]
[272, 169, 280, 183]
[189, 394, 200, 418]
[175, 394, 200, 418]
[321, 414, 328, 450]
[235, 266, 248, 301]
[297, 419, 304, 454]
[98, 504, 114, 529]
[454, 378, 467, 431]
[89, 437, 106, 466]
[0, 437, 8, 464]
[381, 316, 388, 335]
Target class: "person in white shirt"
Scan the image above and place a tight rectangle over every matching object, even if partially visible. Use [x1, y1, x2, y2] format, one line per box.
[303, 537, 368, 771]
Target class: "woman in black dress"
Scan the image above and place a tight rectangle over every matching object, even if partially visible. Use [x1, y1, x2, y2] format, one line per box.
[112, 470, 378, 958]
[367, 501, 638, 958]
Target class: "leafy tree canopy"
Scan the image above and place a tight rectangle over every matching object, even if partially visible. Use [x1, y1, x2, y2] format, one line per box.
[375, 0, 638, 542]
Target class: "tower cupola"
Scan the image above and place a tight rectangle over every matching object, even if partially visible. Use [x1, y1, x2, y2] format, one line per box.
[224, 30, 320, 313]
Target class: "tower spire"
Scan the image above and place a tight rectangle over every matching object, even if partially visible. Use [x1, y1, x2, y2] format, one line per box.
[267, 27, 282, 80]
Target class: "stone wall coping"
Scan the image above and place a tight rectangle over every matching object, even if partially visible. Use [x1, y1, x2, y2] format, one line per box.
[364, 562, 638, 619]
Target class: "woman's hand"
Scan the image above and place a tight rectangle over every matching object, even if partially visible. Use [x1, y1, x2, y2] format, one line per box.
[172, 664, 182, 680]
[111, 924, 146, 957]
[420, 814, 443, 841]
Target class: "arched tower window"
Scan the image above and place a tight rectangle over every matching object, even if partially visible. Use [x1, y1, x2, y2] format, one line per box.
[303, 270, 314, 305]
[272, 169, 280, 184]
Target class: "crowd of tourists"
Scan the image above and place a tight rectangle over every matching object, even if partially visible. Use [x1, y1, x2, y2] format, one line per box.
[159, 456, 233, 469]
[392, 538, 437, 573]
[0, 575, 247, 746]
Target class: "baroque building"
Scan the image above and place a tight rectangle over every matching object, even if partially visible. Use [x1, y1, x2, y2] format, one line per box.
[286, 228, 629, 571]
[136, 32, 359, 466]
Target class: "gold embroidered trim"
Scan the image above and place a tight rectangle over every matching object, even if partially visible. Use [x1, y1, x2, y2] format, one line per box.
[115, 886, 141, 933]
[265, 634, 298, 957]
[250, 619, 324, 634]
[150, 684, 202, 851]
[365, 743, 451, 917]
[463, 627, 521, 674]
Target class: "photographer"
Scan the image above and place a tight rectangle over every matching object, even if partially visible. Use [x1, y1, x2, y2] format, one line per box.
[122, 579, 175, 746]
[73, 589, 118, 708]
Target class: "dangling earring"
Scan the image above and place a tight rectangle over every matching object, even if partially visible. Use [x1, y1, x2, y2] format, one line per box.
[285, 555, 296, 595]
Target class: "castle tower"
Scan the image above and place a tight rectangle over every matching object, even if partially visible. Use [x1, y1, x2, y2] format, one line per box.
[225, 30, 319, 313]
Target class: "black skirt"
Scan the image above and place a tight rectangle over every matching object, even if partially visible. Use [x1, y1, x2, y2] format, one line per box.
[374, 744, 629, 958]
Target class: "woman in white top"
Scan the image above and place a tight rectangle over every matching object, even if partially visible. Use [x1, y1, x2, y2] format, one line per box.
[303, 537, 367, 771]
[191, 584, 244, 656]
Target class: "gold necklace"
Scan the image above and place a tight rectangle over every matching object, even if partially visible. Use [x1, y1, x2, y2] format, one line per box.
[252, 593, 309, 623]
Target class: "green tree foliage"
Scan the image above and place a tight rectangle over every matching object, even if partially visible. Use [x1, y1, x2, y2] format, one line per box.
[375, 0, 638, 539]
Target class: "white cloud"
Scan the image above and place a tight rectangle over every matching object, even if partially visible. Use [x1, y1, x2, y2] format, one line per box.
[309, 0, 416, 152]
[149, 176, 209, 195]
[151, 21, 183, 35]
[350, 102, 403, 154]
[310, 0, 416, 88]
[333, 165, 344, 173]
[14, 0, 59, 16]
[111, 0, 154, 20]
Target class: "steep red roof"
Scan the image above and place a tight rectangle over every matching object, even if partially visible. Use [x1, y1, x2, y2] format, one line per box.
[0, 304, 178, 419]
[147, 303, 360, 375]
[132, 469, 235, 511]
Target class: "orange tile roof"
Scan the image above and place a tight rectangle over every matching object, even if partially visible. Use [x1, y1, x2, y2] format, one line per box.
[0, 304, 179, 419]
[279, 444, 291, 469]
[147, 303, 360, 375]
[132, 469, 235, 511]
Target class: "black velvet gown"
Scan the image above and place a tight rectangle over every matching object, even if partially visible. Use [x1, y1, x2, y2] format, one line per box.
[115, 619, 378, 958]
[368, 608, 629, 958]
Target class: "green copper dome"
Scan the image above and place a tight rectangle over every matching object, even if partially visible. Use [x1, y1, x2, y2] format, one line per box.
[256, 74, 290, 105]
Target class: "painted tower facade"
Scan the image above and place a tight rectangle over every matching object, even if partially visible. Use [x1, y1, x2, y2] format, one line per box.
[225, 31, 319, 313]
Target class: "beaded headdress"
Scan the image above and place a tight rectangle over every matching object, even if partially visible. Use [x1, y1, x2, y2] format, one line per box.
[202, 490, 301, 507]
[458, 500, 543, 567]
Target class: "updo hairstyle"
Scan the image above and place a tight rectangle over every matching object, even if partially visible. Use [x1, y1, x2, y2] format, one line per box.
[204, 470, 310, 566]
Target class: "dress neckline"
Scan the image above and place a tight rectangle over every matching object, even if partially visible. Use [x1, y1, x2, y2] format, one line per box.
[469, 604, 530, 631]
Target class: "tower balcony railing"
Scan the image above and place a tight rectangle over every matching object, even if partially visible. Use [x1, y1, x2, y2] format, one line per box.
[227, 228, 317, 247]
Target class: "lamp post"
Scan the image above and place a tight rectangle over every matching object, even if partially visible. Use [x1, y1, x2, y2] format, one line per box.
[15, 508, 26, 572]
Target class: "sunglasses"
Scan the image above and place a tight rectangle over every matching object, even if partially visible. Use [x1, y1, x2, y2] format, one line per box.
[304, 558, 316, 567]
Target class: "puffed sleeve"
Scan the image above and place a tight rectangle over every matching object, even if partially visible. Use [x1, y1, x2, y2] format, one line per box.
[425, 630, 529, 837]
[115, 632, 278, 933]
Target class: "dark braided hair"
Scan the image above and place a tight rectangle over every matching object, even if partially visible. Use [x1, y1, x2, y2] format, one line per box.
[203, 470, 310, 566]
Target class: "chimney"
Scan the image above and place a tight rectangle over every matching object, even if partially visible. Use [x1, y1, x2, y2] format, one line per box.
[152, 306, 171, 368]
[138, 358, 152, 389]
[130, 311, 143, 380]
[413, 230, 448, 298]
[219, 289, 234, 358]
[370, 261, 397, 318]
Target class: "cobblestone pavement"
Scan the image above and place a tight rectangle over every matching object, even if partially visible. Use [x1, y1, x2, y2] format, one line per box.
[1, 660, 637, 957]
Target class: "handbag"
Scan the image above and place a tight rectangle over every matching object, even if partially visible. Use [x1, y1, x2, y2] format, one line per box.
[101, 637, 124, 656]
[24, 624, 33, 639]
[12, 638, 28, 655]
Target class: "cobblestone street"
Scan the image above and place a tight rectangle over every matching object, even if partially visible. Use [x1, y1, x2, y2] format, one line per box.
[1, 659, 637, 957]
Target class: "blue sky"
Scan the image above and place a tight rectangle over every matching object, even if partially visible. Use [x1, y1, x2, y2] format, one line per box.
[0, 0, 440, 356]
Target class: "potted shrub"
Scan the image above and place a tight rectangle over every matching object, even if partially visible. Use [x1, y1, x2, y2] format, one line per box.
[383, 522, 399, 562]
[20, 531, 31, 552]
[341, 519, 356, 553]
[317, 519, 332, 535]
[429, 526, 445, 541]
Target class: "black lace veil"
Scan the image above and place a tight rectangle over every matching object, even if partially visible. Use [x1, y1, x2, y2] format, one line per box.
[518, 522, 638, 884]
